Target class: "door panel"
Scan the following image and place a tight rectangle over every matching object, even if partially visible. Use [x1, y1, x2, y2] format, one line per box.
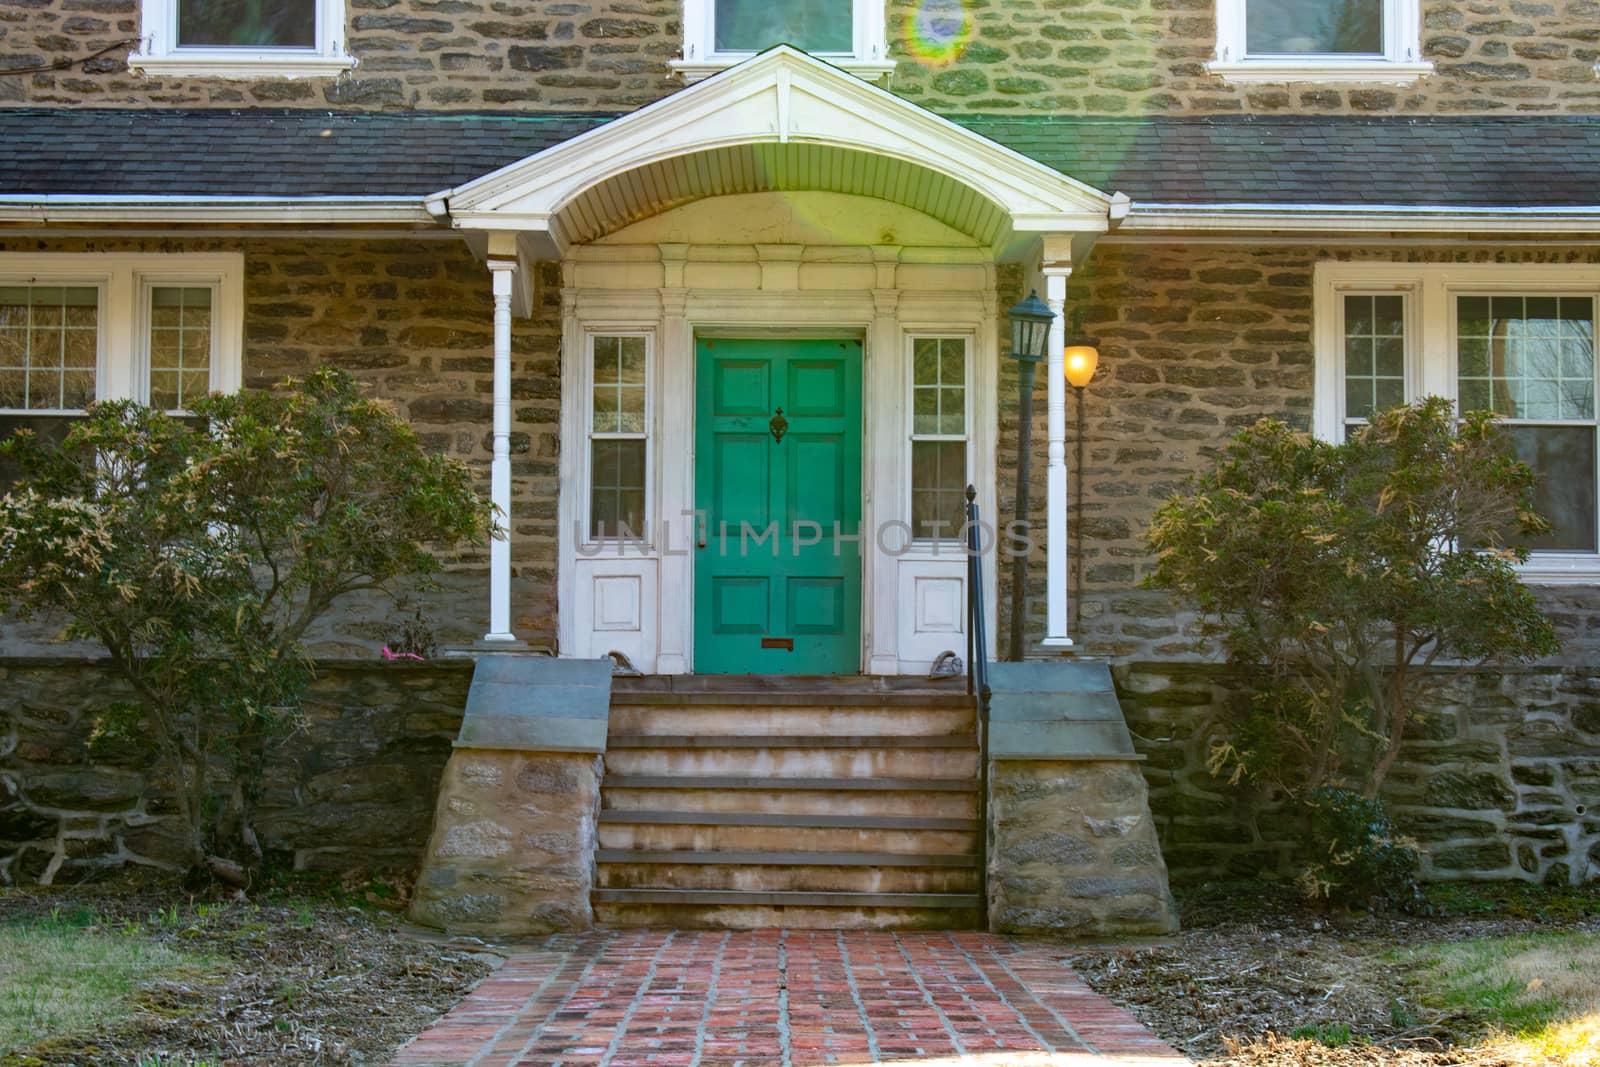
[695, 338, 862, 675]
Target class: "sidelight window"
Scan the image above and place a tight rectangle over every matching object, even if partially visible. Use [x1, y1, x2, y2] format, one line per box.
[909, 335, 969, 541]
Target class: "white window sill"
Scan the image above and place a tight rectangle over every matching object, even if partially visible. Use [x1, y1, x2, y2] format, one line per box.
[669, 56, 896, 84]
[128, 51, 357, 79]
[1517, 553, 1600, 586]
[1206, 59, 1433, 85]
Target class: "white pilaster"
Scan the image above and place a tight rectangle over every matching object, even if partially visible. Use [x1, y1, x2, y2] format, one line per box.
[1041, 262, 1074, 648]
[656, 245, 693, 674]
[484, 257, 519, 643]
[866, 247, 902, 675]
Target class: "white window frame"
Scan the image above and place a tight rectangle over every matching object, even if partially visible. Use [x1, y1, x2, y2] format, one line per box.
[906, 332, 972, 545]
[130, 0, 354, 78]
[1209, 0, 1432, 84]
[1315, 261, 1600, 584]
[583, 329, 653, 550]
[670, 0, 893, 84]
[0, 253, 243, 416]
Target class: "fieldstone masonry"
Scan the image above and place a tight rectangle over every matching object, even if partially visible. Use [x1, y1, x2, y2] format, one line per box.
[990, 759, 1180, 935]
[409, 749, 602, 933]
[1117, 663, 1600, 886]
[3, 0, 1599, 114]
[0, 658, 471, 884]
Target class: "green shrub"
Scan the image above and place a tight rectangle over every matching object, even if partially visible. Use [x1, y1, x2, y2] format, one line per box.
[1298, 788, 1421, 912]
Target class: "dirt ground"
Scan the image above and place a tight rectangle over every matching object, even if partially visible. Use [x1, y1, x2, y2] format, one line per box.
[1070, 883, 1600, 1067]
[0, 880, 495, 1067]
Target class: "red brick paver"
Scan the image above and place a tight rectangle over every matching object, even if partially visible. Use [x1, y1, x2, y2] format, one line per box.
[390, 931, 1187, 1067]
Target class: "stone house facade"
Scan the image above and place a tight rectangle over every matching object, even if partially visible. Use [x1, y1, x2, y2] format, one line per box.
[2, 0, 1598, 913]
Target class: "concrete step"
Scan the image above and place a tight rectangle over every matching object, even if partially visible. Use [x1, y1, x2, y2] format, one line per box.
[591, 888, 982, 930]
[602, 775, 973, 792]
[600, 786, 976, 818]
[595, 849, 978, 867]
[596, 817, 978, 855]
[602, 744, 978, 779]
[606, 734, 975, 748]
[609, 704, 974, 738]
[595, 859, 977, 893]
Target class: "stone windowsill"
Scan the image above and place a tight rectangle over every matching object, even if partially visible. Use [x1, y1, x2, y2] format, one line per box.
[1206, 59, 1435, 85]
[669, 56, 896, 84]
[128, 51, 357, 79]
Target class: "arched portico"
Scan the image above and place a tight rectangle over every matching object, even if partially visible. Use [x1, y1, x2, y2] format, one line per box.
[428, 47, 1117, 667]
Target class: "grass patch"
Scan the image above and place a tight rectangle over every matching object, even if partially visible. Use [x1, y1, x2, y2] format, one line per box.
[1406, 930, 1600, 1064]
[0, 908, 216, 1054]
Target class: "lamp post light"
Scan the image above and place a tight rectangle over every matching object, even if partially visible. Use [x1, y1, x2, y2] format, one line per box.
[1064, 329, 1100, 636]
[1005, 289, 1054, 663]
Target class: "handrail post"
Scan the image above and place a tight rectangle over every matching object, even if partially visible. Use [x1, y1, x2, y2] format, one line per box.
[965, 485, 991, 931]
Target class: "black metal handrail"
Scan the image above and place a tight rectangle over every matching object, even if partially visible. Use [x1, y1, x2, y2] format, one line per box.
[963, 485, 991, 929]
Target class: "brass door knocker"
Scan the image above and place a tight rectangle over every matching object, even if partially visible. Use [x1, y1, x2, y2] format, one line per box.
[769, 408, 788, 443]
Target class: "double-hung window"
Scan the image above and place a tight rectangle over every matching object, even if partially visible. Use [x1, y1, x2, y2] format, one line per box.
[0, 253, 243, 487]
[131, 0, 354, 77]
[673, 0, 892, 83]
[909, 335, 969, 542]
[1210, 0, 1430, 83]
[1316, 263, 1600, 580]
[588, 333, 650, 541]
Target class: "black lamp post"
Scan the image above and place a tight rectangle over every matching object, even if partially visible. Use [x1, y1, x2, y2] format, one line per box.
[1005, 289, 1054, 663]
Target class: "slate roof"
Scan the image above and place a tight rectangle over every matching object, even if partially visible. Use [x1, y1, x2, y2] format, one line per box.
[3, 108, 1599, 208]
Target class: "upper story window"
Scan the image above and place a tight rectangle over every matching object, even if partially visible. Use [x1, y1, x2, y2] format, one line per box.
[1210, 0, 1432, 84]
[672, 0, 893, 83]
[130, 0, 354, 78]
[1314, 262, 1600, 583]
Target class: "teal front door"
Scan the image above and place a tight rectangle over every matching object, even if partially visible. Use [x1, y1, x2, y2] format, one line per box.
[694, 338, 863, 675]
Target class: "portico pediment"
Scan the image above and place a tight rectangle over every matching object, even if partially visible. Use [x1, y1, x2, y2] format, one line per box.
[434, 46, 1112, 260]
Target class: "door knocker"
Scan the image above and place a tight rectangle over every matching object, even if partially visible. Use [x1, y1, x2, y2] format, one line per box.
[769, 408, 788, 444]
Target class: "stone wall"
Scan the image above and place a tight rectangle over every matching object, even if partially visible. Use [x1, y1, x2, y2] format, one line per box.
[0, 658, 473, 883]
[1116, 662, 1600, 886]
[0, 233, 562, 654]
[989, 758, 1179, 935]
[3, 0, 1599, 114]
[996, 240, 1600, 663]
[410, 749, 602, 933]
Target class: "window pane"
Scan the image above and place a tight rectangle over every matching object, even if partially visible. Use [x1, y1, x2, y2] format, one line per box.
[178, 0, 317, 48]
[1246, 0, 1383, 55]
[1508, 425, 1598, 553]
[1343, 294, 1405, 421]
[591, 438, 647, 539]
[0, 286, 98, 412]
[715, 0, 852, 53]
[911, 440, 965, 539]
[148, 287, 212, 411]
[1457, 295, 1595, 420]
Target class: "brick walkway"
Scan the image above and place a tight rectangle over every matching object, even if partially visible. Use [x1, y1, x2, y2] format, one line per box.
[390, 931, 1186, 1067]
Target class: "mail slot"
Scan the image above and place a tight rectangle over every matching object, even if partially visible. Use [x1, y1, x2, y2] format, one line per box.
[760, 637, 795, 651]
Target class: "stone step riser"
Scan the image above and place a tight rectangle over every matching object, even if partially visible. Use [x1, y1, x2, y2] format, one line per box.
[597, 823, 978, 855]
[592, 903, 981, 930]
[595, 863, 978, 893]
[602, 747, 978, 779]
[609, 705, 973, 737]
[600, 788, 976, 819]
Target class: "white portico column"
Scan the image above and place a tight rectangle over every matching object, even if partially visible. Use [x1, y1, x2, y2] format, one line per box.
[1041, 258, 1073, 648]
[484, 255, 518, 643]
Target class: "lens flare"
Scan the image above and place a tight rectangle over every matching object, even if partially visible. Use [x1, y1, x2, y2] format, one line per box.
[904, 0, 973, 66]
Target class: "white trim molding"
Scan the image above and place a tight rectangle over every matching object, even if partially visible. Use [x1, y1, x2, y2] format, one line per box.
[438, 47, 1112, 257]
[1208, 0, 1432, 84]
[129, 0, 354, 78]
[0, 195, 428, 225]
[671, 0, 891, 84]
[1313, 260, 1600, 584]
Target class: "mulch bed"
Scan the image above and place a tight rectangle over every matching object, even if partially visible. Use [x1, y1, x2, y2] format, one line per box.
[1068, 884, 1600, 1067]
[0, 880, 497, 1067]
